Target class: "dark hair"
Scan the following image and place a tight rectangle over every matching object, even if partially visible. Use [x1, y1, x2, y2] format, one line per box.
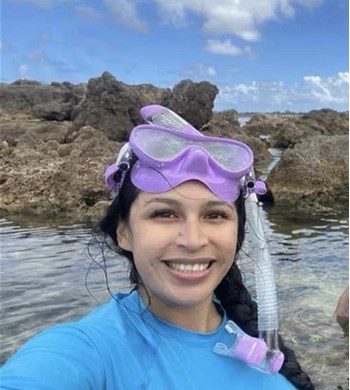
[99, 171, 314, 390]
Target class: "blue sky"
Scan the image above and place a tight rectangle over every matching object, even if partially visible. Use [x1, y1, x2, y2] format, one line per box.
[1, 0, 349, 112]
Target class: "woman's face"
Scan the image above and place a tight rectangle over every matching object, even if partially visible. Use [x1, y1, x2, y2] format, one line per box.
[117, 180, 238, 316]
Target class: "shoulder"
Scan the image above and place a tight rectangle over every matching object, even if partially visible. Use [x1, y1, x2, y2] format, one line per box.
[0, 322, 105, 389]
[77, 291, 150, 338]
[0, 291, 150, 389]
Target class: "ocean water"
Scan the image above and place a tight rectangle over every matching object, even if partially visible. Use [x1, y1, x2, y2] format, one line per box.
[0, 208, 348, 389]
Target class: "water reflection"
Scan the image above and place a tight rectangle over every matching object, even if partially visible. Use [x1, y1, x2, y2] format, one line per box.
[0, 218, 130, 368]
[238, 206, 348, 390]
[0, 209, 348, 389]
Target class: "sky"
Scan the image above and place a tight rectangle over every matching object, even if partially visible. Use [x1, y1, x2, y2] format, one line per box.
[1, 0, 349, 112]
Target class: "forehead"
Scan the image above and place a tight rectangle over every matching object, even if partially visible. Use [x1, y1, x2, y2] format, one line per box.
[135, 180, 233, 208]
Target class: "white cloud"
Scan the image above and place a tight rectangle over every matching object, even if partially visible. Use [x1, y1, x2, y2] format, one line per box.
[39, 32, 50, 43]
[229, 67, 241, 74]
[26, 0, 53, 6]
[18, 64, 28, 78]
[216, 72, 349, 112]
[26, 48, 79, 77]
[206, 39, 252, 57]
[0, 41, 5, 51]
[181, 64, 217, 78]
[303, 72, 349, 104]
[153, 1, 188, 27]
[206, 66, 217, 77]
[8, 0, 54, 7]
[103, 0, 148, 33]
[27, 49, 47, 64]
[75, 5, 102, 23]
[151, 0, 326, 41]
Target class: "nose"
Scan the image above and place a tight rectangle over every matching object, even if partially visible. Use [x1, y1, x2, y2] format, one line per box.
[176, 218, 208, 251]
[180, 148, 211, 175]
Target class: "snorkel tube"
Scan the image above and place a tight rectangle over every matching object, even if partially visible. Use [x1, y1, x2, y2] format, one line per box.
[140, 105, 201, 135]
[244, 177, 284, 372]
[140, 105, 284, 373]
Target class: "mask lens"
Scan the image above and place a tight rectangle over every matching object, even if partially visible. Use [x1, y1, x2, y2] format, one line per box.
[132, 127, 251, 173]
[133, 129, 185, 159]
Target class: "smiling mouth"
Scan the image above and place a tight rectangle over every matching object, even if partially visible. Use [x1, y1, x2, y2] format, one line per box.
[165, 261, 214, 273]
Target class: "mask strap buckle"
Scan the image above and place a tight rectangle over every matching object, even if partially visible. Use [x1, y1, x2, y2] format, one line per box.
[108, 143, 134, 195]
[241, 171, 267, 198]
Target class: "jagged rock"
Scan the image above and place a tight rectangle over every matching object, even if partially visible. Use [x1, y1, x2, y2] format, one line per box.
[166, 79, 218, 129]
[204, 109, 240, 132]
[0, 80, 86, 118]
[201, 110, 270, 162]
[247, 114, 269, 123]
[0, 74, 348, 219]
[269, 122, 305, 148]
[71, 72, 144, 142]
[32, 101, 73, 121]
[300, 108, 349, 135]
[71, 74, 219, 142]
[129, 83, 172, 107]
[0, 116, 120, 220]
[242, 110, 349, 150]
[243, 114, 300, 139]
[267, 134, 349, 211]
[270, 109, 348, 148]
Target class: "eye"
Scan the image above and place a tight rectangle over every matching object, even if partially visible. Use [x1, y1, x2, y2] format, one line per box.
[150, 209, 177, 219]
[205, 211, 229, 220]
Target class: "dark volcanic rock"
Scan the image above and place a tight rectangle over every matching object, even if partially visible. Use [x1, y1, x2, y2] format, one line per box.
[32, 100, 74, 121]
[0, 80, 86, 120]
[300, 108, 349, 135]
[0, 115, 119, 220]
[129, 83, 172, 107]
[166, 79, 218, 129]
[201, 110, 270, 162]
[71, 72, 144, 142]
[0, 73, 348, 219]
[242, 109, 349, 149]
[202, 109, 240, 135]
[267, 134, 349, 211]
[270, 109, 349, 148]
[71, 73, 219, 142]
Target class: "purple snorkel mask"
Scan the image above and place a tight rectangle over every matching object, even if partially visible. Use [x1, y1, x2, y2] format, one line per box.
[130, 124, 253, 203]
[104, 106, 263, 203]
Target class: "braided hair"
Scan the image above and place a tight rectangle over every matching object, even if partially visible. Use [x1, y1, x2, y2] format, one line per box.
[99, 170, 314, 389]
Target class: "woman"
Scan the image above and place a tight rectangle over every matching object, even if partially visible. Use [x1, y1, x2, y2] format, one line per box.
[0, 106, 314, 389]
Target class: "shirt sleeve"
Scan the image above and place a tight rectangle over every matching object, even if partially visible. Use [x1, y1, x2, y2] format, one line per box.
[0, 324, 105, 390]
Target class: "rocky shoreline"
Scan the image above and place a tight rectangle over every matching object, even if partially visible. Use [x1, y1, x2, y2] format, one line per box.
[0, 72, 348, 222]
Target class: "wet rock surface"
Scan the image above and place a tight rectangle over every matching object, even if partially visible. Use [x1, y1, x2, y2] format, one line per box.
[0, 73, 348, 220]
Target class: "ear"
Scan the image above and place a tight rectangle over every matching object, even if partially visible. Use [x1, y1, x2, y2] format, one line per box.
[116, 221, 132, 251]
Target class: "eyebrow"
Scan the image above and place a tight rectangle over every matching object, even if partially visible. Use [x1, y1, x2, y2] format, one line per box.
[144, 198, 235, 210]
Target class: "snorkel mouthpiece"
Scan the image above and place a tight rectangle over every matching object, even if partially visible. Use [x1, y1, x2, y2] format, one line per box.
[213, 320, 284, 373]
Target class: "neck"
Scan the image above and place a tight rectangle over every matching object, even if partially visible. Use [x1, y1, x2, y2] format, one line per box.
[138, 288, 222, 333]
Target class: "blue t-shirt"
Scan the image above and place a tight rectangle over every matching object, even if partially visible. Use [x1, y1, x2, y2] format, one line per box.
[0, 291, 295, 389]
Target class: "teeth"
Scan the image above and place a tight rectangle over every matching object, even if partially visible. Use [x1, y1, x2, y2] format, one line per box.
[167, 262, 210, 273]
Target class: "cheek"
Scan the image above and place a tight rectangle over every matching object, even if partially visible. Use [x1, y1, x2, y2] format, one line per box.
[217, 228, 238, 257]
[130, 228, 177, 272]
[128, 228, 160, 261]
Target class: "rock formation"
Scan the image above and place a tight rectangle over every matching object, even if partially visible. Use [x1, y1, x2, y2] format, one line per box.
[0, 73, 348, 221]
